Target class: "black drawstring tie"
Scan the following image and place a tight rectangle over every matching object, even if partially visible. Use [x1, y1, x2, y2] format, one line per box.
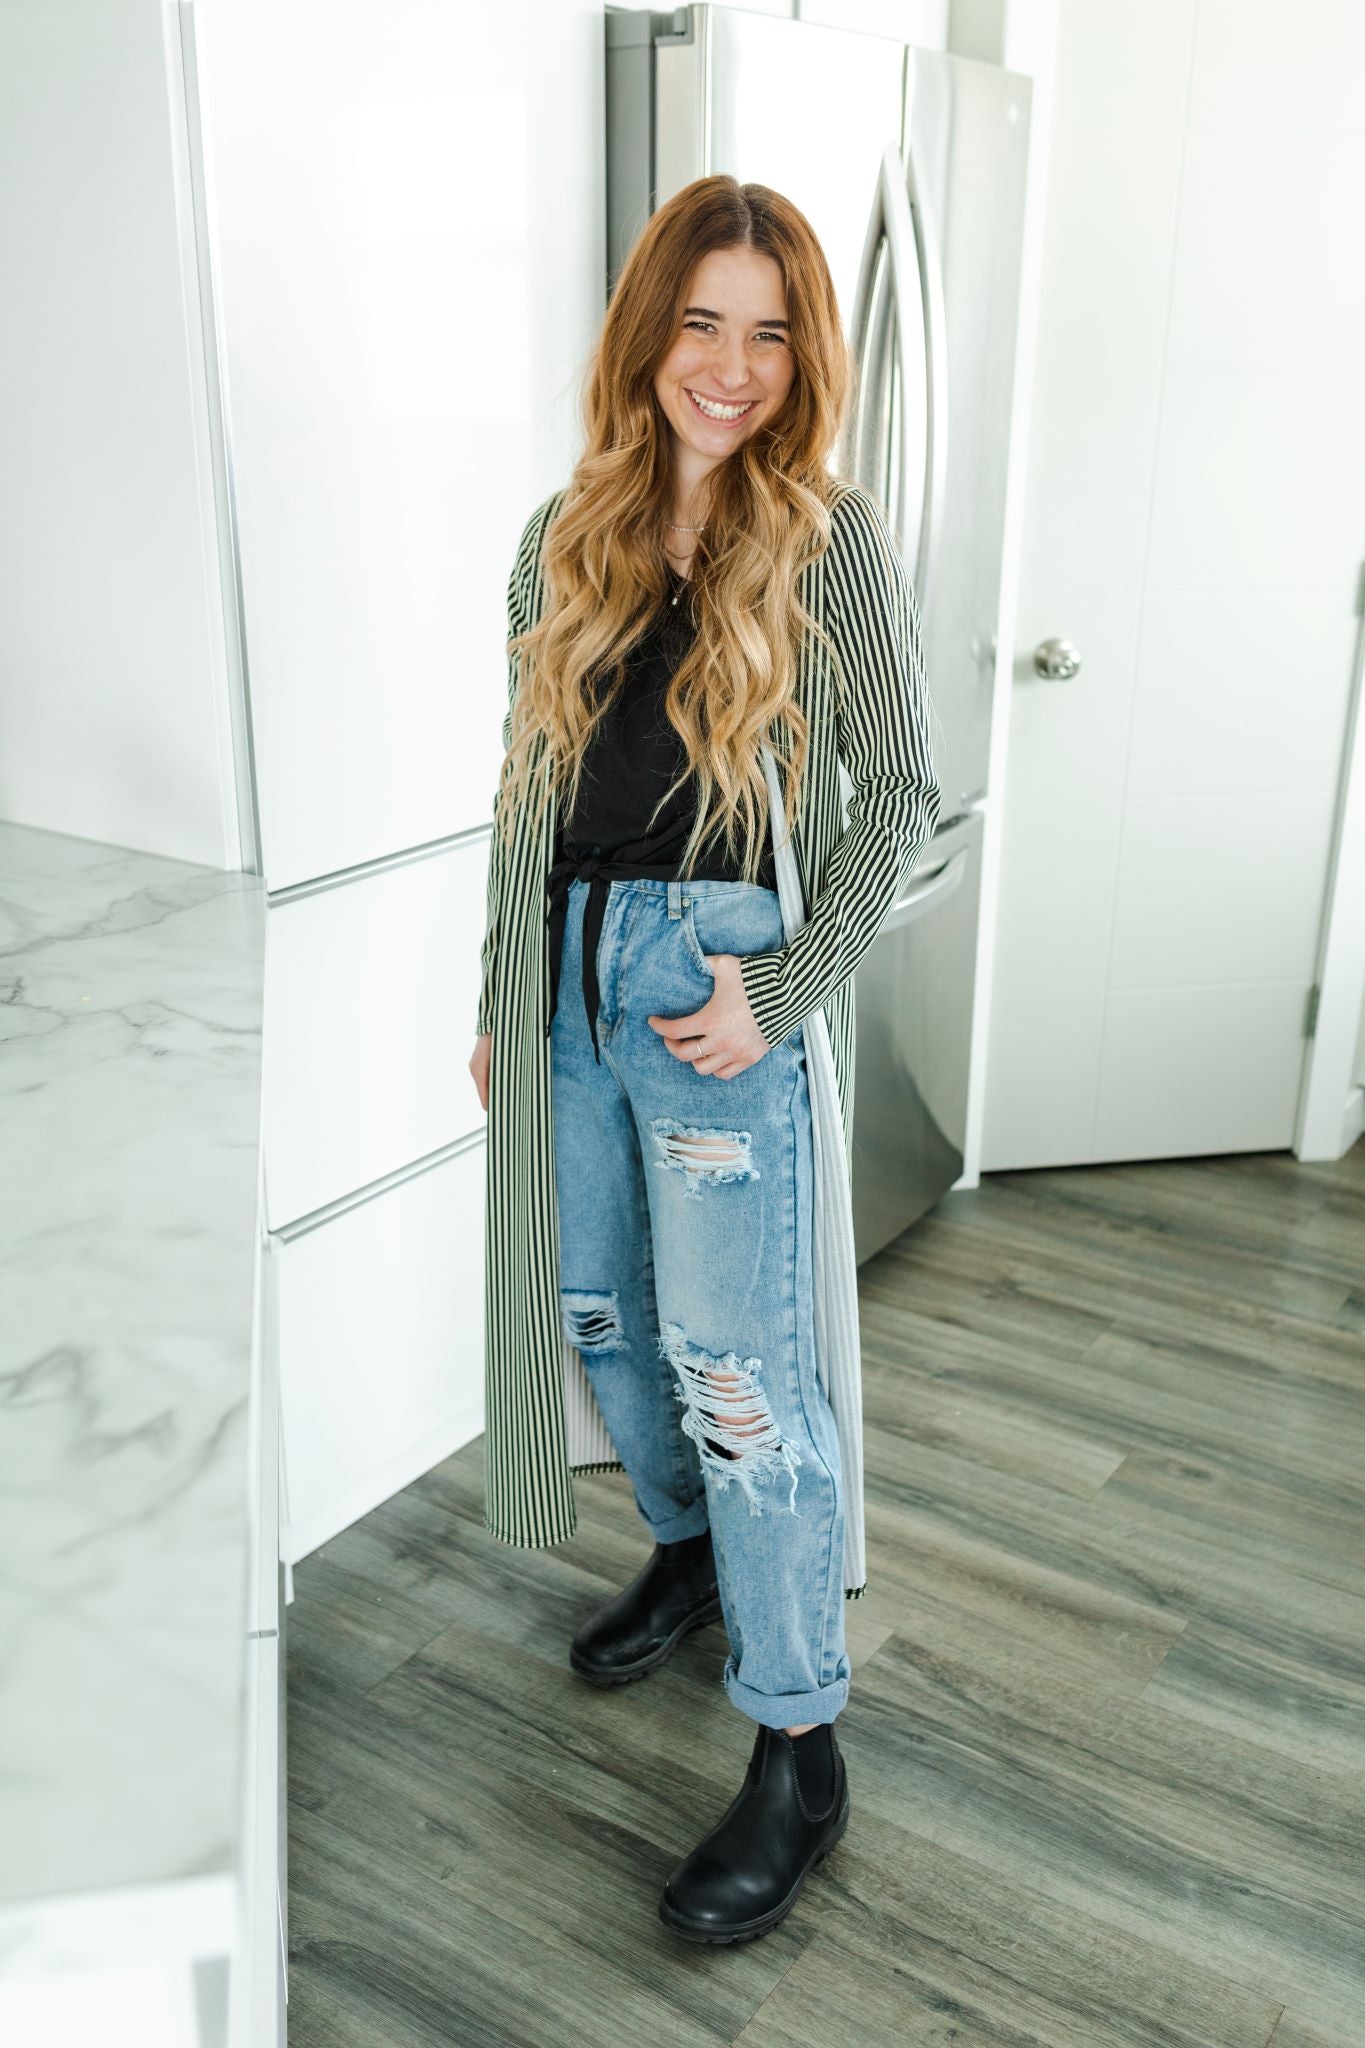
[546, 846, 693, 1064]
[546, 850, 612, 1064]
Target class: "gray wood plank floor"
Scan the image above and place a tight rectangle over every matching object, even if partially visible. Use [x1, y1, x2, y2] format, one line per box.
[287, 1143, 1365, 2048]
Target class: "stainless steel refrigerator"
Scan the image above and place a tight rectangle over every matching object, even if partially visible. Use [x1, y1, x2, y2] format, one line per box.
[606, 5, 1031, 1261]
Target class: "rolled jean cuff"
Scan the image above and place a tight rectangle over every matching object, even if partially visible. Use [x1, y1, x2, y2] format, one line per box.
[722, 1654, 850, 1730]
[648, 1498, 711, 1545]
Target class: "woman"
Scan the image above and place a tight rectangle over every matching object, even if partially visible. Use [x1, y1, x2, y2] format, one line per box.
[470, 175, 940, 1944]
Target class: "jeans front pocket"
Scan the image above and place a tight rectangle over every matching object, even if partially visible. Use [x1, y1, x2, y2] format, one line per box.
[680, 902, 715, 980]
[684, 886, 784, 981]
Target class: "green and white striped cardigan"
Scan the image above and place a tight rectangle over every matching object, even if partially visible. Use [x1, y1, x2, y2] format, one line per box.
[477, 478, 940, 1599]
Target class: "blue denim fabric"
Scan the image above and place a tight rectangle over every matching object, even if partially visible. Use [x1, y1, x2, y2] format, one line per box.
[550, 875, 851, 1729]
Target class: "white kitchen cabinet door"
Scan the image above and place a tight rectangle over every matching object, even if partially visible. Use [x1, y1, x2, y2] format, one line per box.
[194, 0, 602, 889]
[275, 1141, 485, 1561]
[263, 835, 489, 1229]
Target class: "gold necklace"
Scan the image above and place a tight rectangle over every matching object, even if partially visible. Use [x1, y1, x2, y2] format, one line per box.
[664, 516, 703, 599]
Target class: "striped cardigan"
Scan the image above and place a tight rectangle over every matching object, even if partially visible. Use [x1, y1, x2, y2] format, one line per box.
[477, 479, 940, 1598]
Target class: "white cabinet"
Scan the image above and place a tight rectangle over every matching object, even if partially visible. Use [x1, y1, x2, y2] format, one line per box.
[274, 1140, 486, 1563]
[229, 1631, 285, 2048]
[263, 836, 490, 1227]
[195, 0, 555, 888]
[228, 1190, 286, 2048]
[190, 0, 607, 1566]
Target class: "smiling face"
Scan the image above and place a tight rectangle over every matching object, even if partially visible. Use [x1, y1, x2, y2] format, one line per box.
[652, 244, 797, 475]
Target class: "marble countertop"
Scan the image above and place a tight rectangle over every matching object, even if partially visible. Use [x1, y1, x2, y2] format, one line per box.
[0, 820, 268, 1968]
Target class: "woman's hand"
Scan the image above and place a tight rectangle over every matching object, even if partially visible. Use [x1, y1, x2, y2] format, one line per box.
[470, 1031, 492, 1112]
[647, 954, 772, 1079]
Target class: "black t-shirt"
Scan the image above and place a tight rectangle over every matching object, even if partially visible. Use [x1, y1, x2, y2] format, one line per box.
[553, 565, 778, 888]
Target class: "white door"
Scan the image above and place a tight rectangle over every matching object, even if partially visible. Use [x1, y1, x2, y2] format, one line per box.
[982, 0, 1365, 1170]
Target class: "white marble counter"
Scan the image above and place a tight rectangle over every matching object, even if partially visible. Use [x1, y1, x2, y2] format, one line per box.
[0, 821, 268, 1974]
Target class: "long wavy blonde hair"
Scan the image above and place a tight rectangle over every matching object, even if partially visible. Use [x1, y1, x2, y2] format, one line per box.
[494, 175, 856, 880]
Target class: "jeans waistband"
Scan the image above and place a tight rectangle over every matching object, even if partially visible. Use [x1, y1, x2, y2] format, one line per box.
[544, 855, 775, 1065]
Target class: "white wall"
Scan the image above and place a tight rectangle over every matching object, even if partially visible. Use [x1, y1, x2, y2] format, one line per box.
[0, 0, 240, 868]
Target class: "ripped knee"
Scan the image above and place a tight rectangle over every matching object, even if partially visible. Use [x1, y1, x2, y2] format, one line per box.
[561, 1288, 625, 1353]
[657, 1320, 801, 1515]
[648, 1119, 759, 1201]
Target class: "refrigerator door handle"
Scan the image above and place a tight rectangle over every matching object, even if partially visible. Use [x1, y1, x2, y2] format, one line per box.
[903, 125, 949, 609]
[848, 154, 891, 507]
[862, 247, 896, 510]
[879, 847, 968, 935]
[848, 143, 922, 548]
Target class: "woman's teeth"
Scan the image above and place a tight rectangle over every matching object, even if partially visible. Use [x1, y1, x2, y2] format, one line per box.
[687, 389, 757, 422]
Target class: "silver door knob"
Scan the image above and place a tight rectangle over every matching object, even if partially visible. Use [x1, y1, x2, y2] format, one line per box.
[1033, 636, 1082, 679]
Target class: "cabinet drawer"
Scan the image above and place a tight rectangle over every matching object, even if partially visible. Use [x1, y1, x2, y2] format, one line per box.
[276, 1142, 485, 1559]
[263, 835, 490, 1226]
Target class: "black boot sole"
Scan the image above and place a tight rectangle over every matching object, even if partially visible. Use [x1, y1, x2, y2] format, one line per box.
[657, 1783, 850, 1943]
[569, 1591, 724, 1686]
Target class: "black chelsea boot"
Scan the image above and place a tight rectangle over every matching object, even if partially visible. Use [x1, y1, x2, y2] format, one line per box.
[658, 1717, 850, 1942]
[569, 1526, 723, 1685]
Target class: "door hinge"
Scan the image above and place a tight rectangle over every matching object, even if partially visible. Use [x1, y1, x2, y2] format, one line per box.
[1303, 982, 1321, 1039]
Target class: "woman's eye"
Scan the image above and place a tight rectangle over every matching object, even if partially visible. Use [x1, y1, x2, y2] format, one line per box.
[682, 319, 786, 344]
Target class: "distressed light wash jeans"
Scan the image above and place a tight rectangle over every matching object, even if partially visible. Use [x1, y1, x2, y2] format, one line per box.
[550, 875, 851, 1730]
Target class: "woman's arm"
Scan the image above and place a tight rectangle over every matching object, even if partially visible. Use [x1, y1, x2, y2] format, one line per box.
[737, 484, 942, 1051]
[475, 492, 562, 1037]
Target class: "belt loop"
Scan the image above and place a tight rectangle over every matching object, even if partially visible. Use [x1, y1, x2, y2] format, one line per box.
[667, 879, 682, 920]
